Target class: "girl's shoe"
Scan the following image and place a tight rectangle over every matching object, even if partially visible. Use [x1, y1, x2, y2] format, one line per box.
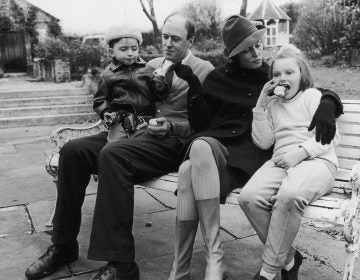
[281, 250, 303, 280]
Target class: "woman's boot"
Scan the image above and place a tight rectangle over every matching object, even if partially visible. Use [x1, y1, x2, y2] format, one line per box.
[168, 218, 199, 280]
[196, 198, 227, 280]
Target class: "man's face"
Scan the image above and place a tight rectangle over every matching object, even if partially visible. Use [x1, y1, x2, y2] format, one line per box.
[161, 15, 192, 62]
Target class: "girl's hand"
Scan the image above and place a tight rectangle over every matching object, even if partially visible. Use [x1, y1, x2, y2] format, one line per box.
[256, 79, 279, 110]
[272, 147, 308, 169]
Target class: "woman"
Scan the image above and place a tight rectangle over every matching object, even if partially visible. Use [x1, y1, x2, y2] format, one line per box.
[168, 15, 343, 280]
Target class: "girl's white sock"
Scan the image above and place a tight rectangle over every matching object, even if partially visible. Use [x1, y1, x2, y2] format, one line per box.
[284, 258, 295, 271]
[260, 268, 276, 280]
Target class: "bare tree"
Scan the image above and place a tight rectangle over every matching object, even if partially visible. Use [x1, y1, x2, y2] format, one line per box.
[138, 0, 160, 39]
[240, 0, 247, 16]
[181, 0, 221, 39]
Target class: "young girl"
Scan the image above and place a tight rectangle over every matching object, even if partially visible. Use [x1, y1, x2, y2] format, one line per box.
[238, 44, 340, 280]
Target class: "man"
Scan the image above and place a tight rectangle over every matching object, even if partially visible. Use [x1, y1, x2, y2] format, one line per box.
[24, 13, 214, 280]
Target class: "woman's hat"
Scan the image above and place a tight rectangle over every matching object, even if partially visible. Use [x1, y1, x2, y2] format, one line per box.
[105, 25, 143, 45]
[221, 15, 266, 59]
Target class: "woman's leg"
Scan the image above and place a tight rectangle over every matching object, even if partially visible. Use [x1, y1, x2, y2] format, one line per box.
[189, 139, 226, 280]
[262, 159, 335, 276]
[169, 160, 199, 280]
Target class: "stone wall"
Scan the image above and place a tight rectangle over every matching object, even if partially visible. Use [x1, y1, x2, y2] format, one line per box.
[32, 58, 71, 82]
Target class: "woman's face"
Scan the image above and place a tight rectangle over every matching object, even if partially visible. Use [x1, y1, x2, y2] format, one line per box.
[236, 41, 264, 70]
[272, 57, 301, 100]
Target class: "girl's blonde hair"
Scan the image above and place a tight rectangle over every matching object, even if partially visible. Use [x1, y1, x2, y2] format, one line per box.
[269, 44, 314, 91]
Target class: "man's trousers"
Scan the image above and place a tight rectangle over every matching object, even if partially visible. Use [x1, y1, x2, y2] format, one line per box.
[51, 130, 182, 262]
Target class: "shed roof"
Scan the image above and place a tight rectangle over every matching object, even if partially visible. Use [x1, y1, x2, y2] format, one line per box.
[249, 0, 291, 21]
[17, 0, 60, 22]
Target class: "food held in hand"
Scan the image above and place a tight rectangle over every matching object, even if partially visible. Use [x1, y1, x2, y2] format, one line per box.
[153, 68, 166, 78]
[149, 119, 158, 126]
[273, 85, 289, 97]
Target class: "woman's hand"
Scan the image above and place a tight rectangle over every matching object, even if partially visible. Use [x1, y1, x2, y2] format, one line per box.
[256, 79, 278, 110]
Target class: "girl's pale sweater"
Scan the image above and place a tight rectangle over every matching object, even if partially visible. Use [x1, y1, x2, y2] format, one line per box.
[252, 88, 339, 167]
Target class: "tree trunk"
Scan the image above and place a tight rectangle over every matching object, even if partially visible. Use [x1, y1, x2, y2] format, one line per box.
[240, 0, 247, 17]
[139, 0, 161, 47]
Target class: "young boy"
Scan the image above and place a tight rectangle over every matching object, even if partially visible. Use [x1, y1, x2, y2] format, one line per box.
[93, 25, 166, 142]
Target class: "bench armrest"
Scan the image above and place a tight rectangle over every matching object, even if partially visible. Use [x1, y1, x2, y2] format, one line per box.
[45, 120, 106, 178]
[50, 120, 105, 150]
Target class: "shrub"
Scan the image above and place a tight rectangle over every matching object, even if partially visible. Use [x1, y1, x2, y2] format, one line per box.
[293, 0, 360, 64]
[33, 37, 108, 80]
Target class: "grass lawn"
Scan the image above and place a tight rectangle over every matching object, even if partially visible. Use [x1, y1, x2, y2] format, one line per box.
[311, 64, 360, 100]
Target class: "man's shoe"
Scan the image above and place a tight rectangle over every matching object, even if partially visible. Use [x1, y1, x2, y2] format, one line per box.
[281, 250, 303, 280]
[25, 241, 79, 279]
[91, 262, 139, 280]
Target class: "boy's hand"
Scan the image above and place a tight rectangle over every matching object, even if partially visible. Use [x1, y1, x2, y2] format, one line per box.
[147, 117, 171, 138]
[272, 147, 308, 169]
[103, 111, 117, 127]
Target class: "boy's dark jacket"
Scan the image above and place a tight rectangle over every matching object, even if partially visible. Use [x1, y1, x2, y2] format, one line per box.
[93, 57, 157, 117]
[186, 60, 343, 200]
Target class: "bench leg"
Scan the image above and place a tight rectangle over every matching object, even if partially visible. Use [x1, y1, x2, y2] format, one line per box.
[45, 180, 58, 228]
[343, 164, 360, 280]
[45, 193, 56, 228]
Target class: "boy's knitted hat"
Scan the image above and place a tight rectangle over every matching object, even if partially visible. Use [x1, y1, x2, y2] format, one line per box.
[105, 25, 143, 45]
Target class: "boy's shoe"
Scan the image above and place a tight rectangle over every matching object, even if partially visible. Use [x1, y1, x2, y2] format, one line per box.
[91, 262, 139, 280]
[25, 240, 79, 279]
[281, 250, 303, 280]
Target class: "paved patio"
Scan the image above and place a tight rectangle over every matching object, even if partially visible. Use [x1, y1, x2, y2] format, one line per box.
[0, 124, 359, 280]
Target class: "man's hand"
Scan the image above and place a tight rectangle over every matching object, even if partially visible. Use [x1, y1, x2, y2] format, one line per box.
[147, 117, 171, 138]
[272, 148, 308, 169]
[308, 96, 336, 145]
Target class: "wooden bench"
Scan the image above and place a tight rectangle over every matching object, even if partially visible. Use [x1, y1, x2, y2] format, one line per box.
[45, 100, 360, 280]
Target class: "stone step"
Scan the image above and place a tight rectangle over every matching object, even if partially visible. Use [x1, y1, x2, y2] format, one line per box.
[0, 95, 92, 108]
[0, 88, 89, 99]
[0, 104, 93, 118]
[0, 112, 99, 128]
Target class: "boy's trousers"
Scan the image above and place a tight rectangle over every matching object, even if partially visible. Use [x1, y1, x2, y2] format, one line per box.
[238, 158, 336, 274]
[51, 130, 182, 262]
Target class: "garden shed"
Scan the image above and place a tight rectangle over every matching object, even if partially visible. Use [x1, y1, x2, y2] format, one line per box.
[249, 0, 291, 49]
[0, 0, 60, 73]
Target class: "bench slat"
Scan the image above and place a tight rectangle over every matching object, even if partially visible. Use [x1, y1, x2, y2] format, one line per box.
[338, 123, 360, 135]
[339, 158, 360, 170]
[338, 113, 360, 124]
[336, 146, 360, 159]
[339, 135, 360, 147]
[336, 168, 351, 181]
[141, 172, 353, 194]
[343, 103, 360, 111]
[343, 100, 360, 104]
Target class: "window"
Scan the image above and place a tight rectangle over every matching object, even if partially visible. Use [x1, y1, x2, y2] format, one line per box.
[278, 20, 287, 33]
[266, 20, 277, 46]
